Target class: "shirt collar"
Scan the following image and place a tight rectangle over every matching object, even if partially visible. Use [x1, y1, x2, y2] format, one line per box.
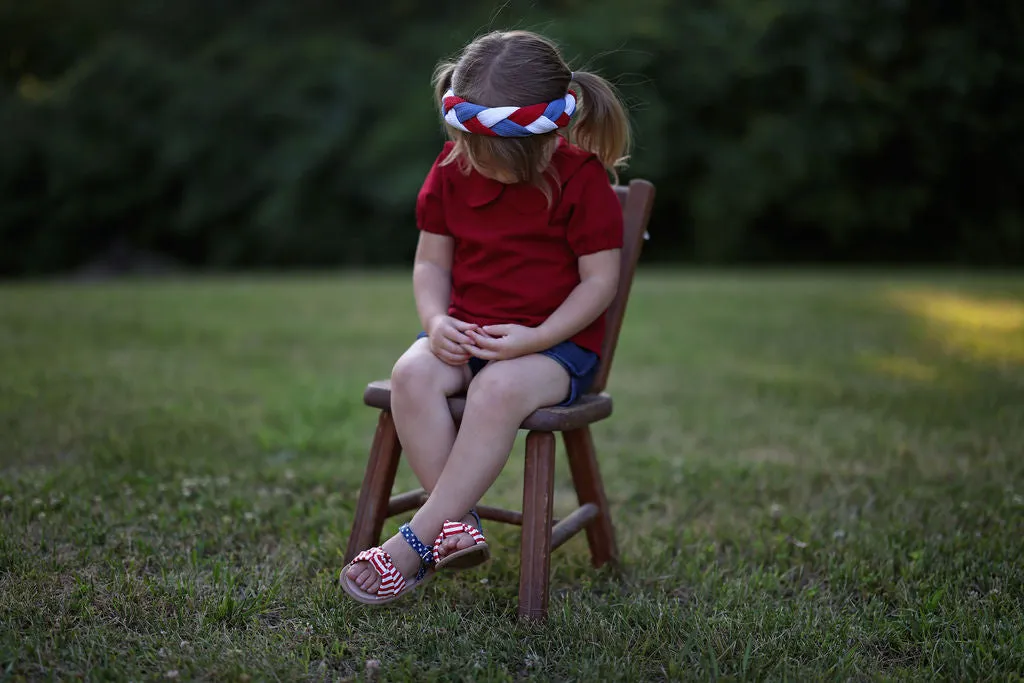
[463, 169, 506, 208]
[461, 136, 572, 211]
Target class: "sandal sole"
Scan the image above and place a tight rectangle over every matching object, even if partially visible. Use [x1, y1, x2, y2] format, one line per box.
[338, 562, 432, 605]
[434, 543, 491, 571]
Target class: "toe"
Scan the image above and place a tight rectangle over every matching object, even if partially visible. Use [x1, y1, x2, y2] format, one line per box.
[356, 567, 375, 589]
[347, 563, 369, 585]
[455, 533, 475, 550]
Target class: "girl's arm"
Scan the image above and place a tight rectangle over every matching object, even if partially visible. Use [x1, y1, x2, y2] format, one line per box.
[413, 232, 455, 330]
[414, 232, 477, 365]
[534, 248, 620, 348]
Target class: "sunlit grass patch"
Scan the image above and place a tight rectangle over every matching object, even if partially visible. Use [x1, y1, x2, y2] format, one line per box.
[888, 288, 1024, 364]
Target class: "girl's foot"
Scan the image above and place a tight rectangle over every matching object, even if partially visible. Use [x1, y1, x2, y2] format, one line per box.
[345, 526, 428, 595]
[433, 512, 483, 560]
[433, 510, 490, 570]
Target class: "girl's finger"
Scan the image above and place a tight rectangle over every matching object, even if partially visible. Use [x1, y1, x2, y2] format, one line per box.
[437, 336, 469, 354]
[467, 331, 503, 351]
[438, 349, 469, 365]
[441, 338, 466, 353]
[463, 345, 500, 361]
[443, 328, 473, 345]
[481, 324, 512, 337]
[450, 318, 481, 332]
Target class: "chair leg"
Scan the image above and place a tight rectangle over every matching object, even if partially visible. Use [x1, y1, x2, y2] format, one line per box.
[563, 426, 618, 567]
[518, 430, 556, 621]
[344, 410, 402, 564]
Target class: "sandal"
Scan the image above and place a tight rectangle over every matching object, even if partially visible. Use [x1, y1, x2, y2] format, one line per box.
[339, 523, 435, 604]
[432, 509, 491, 571]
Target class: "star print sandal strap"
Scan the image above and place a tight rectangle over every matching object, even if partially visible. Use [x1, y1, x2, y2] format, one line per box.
[432, 516, 491, 571]
[399, 522, 435, 580]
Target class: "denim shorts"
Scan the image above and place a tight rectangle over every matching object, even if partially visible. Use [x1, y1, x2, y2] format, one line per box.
[415, 332, 600, 406]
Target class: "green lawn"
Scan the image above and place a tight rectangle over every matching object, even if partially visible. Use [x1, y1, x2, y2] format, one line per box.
[1, 271, 1023, 681]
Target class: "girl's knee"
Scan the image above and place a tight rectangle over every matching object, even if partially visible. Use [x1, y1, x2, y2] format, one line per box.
[466, 368, 532, 415]
[391, 353, 444, 395]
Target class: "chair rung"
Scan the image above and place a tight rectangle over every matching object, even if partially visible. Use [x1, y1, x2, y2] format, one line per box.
[386, 490, 584, 532]
[387, 489, 427, 516]
[550, 503, 600, 551]
[476, 505, 523, 526]
[388, 490, 528, 527]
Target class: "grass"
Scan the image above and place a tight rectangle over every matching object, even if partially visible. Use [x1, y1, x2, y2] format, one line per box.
[1, 269, 1023, 681]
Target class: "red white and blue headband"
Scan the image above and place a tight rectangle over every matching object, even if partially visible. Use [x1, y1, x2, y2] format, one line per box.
[442, 87, 577, 138]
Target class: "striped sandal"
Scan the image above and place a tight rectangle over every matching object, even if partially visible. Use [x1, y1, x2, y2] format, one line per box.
[339, 523, 435, 604]
[432, 509, 490, 571]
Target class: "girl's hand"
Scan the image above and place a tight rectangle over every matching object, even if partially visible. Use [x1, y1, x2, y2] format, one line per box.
[462, 324, 546, 361]
[427, 315, 480, 366]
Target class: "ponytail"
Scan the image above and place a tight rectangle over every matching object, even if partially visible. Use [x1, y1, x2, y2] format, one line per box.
[568, 71, 631, 182]
[433, 61, 456, 116]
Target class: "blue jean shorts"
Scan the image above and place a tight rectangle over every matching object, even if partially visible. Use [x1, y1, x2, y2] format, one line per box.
[415, 332, 600, 406]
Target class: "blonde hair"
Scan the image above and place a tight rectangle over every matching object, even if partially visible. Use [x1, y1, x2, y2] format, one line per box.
[432, 31, 631, 199]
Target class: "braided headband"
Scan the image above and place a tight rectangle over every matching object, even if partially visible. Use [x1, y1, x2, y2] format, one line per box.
[442, 88, 577, 137]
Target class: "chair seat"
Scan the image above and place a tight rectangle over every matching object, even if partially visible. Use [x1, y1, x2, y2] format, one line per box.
[363, 379, 613, 432]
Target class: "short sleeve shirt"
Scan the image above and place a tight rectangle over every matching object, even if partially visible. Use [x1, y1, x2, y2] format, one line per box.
[416, 138, 623, 354]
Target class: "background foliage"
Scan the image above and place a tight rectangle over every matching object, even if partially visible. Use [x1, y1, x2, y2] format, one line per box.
[2, 0, 1022, 275]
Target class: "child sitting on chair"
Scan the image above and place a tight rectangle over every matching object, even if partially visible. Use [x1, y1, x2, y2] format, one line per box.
[340, 29, 630, 604]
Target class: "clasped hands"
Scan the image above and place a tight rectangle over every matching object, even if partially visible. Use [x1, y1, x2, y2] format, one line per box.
[426, 315, 545, 366]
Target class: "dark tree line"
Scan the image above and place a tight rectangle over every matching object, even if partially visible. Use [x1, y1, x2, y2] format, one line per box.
[2, 0, 1022, 275]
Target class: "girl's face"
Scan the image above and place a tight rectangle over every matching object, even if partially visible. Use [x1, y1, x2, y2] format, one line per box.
[475, 162, 518, 184]
[468, 146, 518, 184]
[467, 135, 559, 185]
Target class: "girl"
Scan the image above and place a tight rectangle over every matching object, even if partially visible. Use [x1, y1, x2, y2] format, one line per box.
[340, 29, 630, 603]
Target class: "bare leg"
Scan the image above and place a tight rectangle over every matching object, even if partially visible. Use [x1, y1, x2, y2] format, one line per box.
[412, 354, 570, 562]
[390, 338, 471, 490]
[346, 338, 470, 592]
[348, 353, 570, 594]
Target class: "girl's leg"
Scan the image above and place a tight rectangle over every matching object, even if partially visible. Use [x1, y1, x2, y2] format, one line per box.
[409, 354, 570, 563]
[350, 353, 569, 593]
[390, 338, 471, 490]
[346, 338, 470, 591]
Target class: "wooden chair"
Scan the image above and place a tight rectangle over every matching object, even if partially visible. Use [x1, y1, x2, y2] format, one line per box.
[344, 179, 656, 620]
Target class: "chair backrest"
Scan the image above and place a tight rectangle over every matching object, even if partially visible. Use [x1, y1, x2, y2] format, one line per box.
[590, 179, 656, 394]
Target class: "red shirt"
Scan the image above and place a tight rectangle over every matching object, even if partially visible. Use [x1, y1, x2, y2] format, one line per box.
[415, 139, 624, 355]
